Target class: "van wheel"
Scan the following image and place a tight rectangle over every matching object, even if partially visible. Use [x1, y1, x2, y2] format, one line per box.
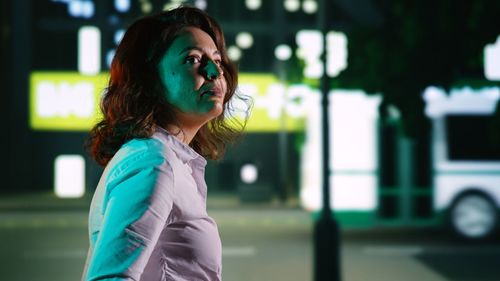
[449, 193, 498, 240]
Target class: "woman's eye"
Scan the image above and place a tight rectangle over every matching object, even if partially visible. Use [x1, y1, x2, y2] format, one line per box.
[214, 59, 222, 66]
[185, 56, 201, 64]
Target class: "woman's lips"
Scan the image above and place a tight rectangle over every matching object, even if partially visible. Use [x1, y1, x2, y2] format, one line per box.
[201, 88, 223, 98]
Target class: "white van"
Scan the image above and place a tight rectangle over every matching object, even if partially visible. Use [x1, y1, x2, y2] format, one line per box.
[424, 86, 500, 239]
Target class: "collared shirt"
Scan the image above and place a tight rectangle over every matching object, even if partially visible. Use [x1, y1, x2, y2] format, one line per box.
[82, 128, 222, 281]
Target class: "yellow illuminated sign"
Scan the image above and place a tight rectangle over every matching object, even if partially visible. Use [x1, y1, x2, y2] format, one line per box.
[30, 72, 107, 131]
[30, 72, 307, 132]
[238, 73, 306, 132]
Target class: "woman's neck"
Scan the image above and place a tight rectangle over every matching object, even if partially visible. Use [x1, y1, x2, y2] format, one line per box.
[163, 110, 211, 145]
[164, 123, 201, 145]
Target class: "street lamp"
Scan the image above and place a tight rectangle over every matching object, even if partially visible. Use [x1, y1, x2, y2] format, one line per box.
[314, 0, 342, 280]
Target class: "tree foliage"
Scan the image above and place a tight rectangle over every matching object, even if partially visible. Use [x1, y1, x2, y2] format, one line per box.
[334, 0, 500, 136]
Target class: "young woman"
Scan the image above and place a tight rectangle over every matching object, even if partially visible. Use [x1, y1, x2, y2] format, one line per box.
[82, 6, 245, 281]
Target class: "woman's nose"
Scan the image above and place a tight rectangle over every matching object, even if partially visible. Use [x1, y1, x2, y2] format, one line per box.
[202, 60, 223, 80]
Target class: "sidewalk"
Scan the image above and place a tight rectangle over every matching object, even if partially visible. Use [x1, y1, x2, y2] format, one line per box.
[0, 191, 301, 211]
[0, 192, 92, 211]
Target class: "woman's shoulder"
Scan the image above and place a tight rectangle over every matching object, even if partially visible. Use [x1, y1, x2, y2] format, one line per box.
[106, 138, 167, 178]
[122, 137, 164, 154]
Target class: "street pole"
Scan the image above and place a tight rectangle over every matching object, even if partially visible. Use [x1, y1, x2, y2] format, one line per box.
[314, 0, 342, 280]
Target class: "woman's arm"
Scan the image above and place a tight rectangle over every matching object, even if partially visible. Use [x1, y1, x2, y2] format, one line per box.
[84, 146, 174, 281]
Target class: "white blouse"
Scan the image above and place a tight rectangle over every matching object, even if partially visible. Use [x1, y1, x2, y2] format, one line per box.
[82, 128, 222, 281]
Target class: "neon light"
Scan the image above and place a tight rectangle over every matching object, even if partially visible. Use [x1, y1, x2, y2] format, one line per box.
[284, 84, 310, 118]
[300, 90, 381, 211]
[330, 91, 381, 171]
[237, 74, 310, 132]
[296, 30, 323, 59]
[484, 35, 500, 81]
[296, 30, 323, 78]
[30, 72, 108, 131]
[305, 61, 323, 78]
[55, 155, 85, 198]
[30, 72, 310, 132]
[35, 81, 94, 118]
[78, 26, 101, 75]
[326, 31, 348, 77]
[254, 83, 286, 119]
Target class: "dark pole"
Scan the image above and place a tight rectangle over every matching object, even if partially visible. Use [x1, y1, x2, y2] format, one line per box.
[274, 0, 289, 204]
[314, 0, 342, 280]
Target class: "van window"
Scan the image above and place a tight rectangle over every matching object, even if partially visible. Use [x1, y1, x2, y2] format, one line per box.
[446, 114, 500, 161]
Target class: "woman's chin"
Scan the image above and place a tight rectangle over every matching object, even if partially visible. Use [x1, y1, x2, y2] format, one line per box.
[207, 106, 223, 119]
[188, 106, 223, 123]
[204, 100, 223, 115]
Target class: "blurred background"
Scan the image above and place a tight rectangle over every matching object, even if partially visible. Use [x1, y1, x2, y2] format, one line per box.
[1, 0, 500, 280]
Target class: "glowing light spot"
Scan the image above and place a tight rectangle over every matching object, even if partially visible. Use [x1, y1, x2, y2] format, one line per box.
[80, 1, 95, 18]
[236, 32, 254, 49]
[228, 45, 242, 61]
[284, 0, 300, 12]
[296, 30, 323, 78]
[302, 0, 318, 14]
[106, 49, 115, 69]
[485, 35, 500, 81]
[295, 48, 305, 59]
[114, 29, 125, 45]
[195, 0, 207, 10]
[68, 1, 83, 17]
[241, 164, 258, 184]
[245, 0, 262, 10]
[78, 26, 101, 75]
[275, 44, 292, 61]
[326, 31, 348, 77]
[55, 155, 85, 198]
[140, 1, 152, 13]
[114, 0, 130, 12]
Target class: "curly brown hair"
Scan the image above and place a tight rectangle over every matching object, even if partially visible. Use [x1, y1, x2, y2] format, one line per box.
[86, 6, 246, 166]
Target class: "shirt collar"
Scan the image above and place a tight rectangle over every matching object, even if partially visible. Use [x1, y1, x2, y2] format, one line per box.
[155, 127, 207, 166]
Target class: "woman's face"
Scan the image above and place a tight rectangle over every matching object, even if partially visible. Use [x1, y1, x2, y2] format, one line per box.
[158, 27, 227, 125]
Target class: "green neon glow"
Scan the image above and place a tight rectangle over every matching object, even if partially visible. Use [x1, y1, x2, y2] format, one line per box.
[158, 27, 223, 116]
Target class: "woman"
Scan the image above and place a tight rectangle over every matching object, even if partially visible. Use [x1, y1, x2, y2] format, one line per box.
[82, 6, 245, 281]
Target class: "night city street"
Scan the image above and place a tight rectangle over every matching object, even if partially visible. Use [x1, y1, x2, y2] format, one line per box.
[1, 201, 499, 281]
[2, 1, 500, 281]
